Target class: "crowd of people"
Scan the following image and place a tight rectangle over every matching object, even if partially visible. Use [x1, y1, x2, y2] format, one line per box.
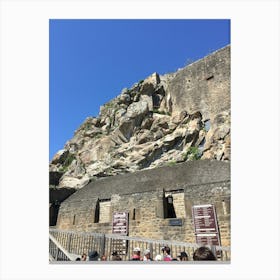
[75, 245, 217, 262]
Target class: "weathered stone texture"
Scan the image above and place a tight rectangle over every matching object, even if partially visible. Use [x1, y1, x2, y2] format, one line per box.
[49, 45, 231, 190]
[168, 45, 230, 121]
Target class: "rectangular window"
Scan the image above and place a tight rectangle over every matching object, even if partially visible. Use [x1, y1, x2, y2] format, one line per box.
[164, 189, 185, 218]
[99, 198, 111, 223]
[133, 208, 136, 220]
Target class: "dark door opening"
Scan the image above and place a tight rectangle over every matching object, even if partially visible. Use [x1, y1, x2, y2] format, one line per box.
[163, 195, 176, 218]
[49, 201, 60, 226]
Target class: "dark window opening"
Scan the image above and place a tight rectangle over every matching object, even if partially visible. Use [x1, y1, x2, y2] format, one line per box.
[94, 200, 100, 223]
[132, 208, 136, 220]
[206, 75, 214, 81]
[167, 189, 184, 194]
[49, 201, 60, 226]
[163, 195, 177, 219]
[99, 198, 111, 202]
[73, 215, 76, 225]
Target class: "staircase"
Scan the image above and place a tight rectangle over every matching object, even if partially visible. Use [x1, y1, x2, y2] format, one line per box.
[49, 233, 77, 261]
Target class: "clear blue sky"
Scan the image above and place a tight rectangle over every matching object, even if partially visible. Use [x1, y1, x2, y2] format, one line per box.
[49, 19, 230, 160]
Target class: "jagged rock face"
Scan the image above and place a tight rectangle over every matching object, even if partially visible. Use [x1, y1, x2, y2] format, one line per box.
[49, 46, 230, 189]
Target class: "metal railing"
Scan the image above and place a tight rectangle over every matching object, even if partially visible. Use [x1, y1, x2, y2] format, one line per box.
[49, 233, 77, 261]
[49, 228, 230, 261]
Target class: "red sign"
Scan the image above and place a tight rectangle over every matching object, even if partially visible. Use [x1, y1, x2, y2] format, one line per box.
[112, 212, 128, 235]
[192, 204, 219, 233]
[195, 233, 220, 246]
[192, 204, 221, 246]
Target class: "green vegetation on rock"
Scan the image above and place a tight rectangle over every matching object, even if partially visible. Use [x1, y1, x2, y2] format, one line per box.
[183, 146, 201, 161]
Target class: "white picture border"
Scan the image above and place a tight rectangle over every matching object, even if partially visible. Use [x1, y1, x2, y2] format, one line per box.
[0, 0, 279, 279]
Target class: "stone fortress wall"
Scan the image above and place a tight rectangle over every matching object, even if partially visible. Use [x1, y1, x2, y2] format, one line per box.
[56, 160, 230, 247]
[167, 45, 230, 121]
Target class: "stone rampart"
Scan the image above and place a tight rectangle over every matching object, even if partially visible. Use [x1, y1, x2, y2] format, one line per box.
[168, 45, 230, 121]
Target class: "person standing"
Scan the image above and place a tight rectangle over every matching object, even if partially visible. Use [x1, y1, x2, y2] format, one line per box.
[88, 250, 99, 261]
[193, 246, 217, 261]
[111, 251, 122, 261]
[81, 253, 87, 261]
[163, 246, 172, 261]
[177, 252, 189, 261]
[143, 249, 153, 261]
[131, 247, 142, 261]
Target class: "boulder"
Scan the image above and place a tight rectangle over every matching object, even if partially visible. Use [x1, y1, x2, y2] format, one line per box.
[126, 100, 149, 126]
[141, 117, 153, 129]
[118, 93, 131, 105]
[150, 114, 171, 132]
[139, 94, 153, 111]
[171, 111, 188, 124]
[143, 72, 160, 86]
[59, 176, 89, 189]
[136, 130, 154, 144]
[117, 118, 136, 141]
[80, 136, 115, 164]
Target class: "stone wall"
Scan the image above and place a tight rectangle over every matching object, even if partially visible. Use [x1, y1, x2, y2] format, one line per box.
[168, 45, 230, 121]
[56, 160, 230, 247]
[49, 188, 76, 226]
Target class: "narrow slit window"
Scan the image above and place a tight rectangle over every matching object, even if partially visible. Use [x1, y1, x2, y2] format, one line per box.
[133, 208, 136, 220]
[94, 200, 100, 223]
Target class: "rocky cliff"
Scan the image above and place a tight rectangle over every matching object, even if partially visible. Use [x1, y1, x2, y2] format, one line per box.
[49, 45, 230, 189]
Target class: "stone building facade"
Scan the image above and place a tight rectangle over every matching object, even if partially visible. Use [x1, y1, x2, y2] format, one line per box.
[56, 160, 230, 247]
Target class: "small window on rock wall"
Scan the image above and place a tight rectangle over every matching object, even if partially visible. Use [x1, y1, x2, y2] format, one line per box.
[94, 200, 100, 223]
[206, 74, 214, 80]
[95, 198, 111, 223]
[163, 189, 186, 219]
[73, 215, 76, 225]
[133, 208, 136, 220]
[49, 201, 60, 226]
[163, 195, 176, 219]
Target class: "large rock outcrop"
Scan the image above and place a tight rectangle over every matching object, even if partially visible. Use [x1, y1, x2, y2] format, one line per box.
[49, 45, 230, 189]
